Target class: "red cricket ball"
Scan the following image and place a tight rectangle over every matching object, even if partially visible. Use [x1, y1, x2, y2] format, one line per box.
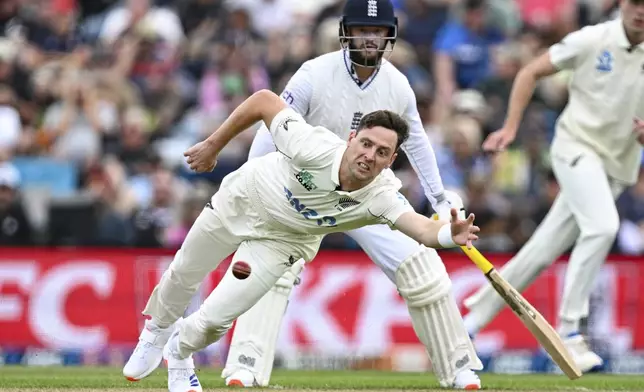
[232, 261, 251, 280]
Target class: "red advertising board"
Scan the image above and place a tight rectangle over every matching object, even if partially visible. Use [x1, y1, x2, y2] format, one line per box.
[0, 248, 642, 358]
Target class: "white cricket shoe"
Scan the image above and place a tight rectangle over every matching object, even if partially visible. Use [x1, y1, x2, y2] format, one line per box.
[563, 333, 603, 373]
[123, 320, 174, 381]
[452, 369, 481, 390]
[164, 324, 203, 392]
[224, 368, 259, 388]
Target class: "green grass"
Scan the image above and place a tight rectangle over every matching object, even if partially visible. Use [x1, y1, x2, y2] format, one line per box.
[0, 366, 642, 391]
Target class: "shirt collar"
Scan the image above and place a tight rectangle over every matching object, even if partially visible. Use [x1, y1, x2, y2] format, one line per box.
[331, 144, 347, 188]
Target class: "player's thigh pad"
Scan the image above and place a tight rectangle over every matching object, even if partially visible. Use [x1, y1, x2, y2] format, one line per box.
[346, 224, 422, 283]
[223, 259, 306, 386]
[143, 207, 240, 327]
[177, 240, 294, 358]
[248, 126, 277, 159]
[396, 246, 482, 387]
[551, 145, 623, 239]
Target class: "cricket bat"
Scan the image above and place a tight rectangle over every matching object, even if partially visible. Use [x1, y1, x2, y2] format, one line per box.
[460, 245, 583, 380]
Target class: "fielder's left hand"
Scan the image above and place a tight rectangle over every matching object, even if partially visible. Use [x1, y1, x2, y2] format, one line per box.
[184, 140, 219, 173]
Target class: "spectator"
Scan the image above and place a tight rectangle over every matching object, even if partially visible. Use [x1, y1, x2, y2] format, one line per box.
[617, 168, 644, 255]
[0, 84, 21, 159]
[0, 0, 641, 253]
[99, 0, 184, 49]
[40, 68, 112, 166]
[400, 0, 450, 71]
[432, 0, 505, 125]
[130, 167, 181, 247]
[87, 157, 137, 246]
[165, 183, 212, 248]
[435, 113, 491, 195]
[0, 162, 33, 245]
[178, 0, 226, 37]
[234, 0, 295, 38]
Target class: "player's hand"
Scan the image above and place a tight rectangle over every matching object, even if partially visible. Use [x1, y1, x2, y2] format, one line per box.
[633, 118, 644, 145]
[482, 128, 516, 152]
[449, 208, 479, 249]
[184, 141, 219, 173]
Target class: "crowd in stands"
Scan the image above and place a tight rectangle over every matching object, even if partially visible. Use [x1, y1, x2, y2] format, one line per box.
[2, 0, 642, 255]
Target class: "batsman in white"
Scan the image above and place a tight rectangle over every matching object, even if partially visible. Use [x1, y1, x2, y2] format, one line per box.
[463, 0, 644, 373]
[121, 88, 481, 392]
[222, 0, 483, 389]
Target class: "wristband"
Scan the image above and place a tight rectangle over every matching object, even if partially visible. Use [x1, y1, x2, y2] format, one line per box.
[437, 223, 457, 248]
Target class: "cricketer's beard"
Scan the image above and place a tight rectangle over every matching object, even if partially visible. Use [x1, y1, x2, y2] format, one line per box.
[347, 40, 386, 68]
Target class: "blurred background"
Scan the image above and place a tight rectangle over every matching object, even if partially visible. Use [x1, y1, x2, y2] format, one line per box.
[0, 0, 639, 254]
[0, 0, 643, 376]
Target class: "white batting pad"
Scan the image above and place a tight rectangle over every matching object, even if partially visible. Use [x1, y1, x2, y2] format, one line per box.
[222, 260, 304, 386]
[396, 247, 482, 387]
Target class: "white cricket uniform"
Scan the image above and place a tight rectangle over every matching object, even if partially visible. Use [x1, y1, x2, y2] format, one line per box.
[224, 50, 482, 389]
[248, 50, 445, 277]
[464, 18, 644, 335]
[141, 108, 414, 357]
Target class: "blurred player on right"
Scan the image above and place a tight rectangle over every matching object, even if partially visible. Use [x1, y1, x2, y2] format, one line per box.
[463, 0, 644, 373]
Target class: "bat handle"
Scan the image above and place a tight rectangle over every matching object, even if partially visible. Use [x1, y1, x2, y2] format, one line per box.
[431, 213, 495, 274]
[460, 245, 495, 274]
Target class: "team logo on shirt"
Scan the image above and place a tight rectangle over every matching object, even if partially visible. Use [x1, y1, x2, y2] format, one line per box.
[295, 170, 318, 191]
[351, 112, 363, 130]
[335, 196, 361, 211]
[278, 116, 299, 131]
[596, 50, 613, 72]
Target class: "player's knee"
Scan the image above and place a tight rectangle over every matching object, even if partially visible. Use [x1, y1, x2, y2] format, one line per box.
[581, 212, 619, 241]
[199, 313, 234, 338]
[395, 247, 451, 308]
[166, 262, 200, 292]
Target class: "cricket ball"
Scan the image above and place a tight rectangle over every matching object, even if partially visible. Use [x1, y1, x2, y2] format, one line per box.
[232, 261, 251, 280]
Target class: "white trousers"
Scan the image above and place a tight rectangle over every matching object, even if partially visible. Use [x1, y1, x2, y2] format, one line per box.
[466, 144, 625, 331]
[142, 186, 315, 358]
[550, 146, 625, 322]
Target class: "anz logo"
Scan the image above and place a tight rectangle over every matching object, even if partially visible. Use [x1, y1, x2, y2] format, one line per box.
[284, 187, 337, 227]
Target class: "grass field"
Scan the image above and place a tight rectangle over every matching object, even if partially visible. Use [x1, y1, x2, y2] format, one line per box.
[0, 367, 643, 391]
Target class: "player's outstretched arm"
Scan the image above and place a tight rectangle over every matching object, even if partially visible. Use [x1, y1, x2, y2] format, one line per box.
[393, 208, 479, 250]
[482, 51, 559, 153]
[184, 90, 287, 172]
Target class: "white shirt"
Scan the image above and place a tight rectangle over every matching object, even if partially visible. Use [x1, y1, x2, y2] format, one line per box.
[252, 50, 446, 206]
[243, 108, 414, 240]
[99, 7, 184, 47]
[549, 18, 644, 185]
[232, 0, 295, 37]
[0, 106, 21, 151]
